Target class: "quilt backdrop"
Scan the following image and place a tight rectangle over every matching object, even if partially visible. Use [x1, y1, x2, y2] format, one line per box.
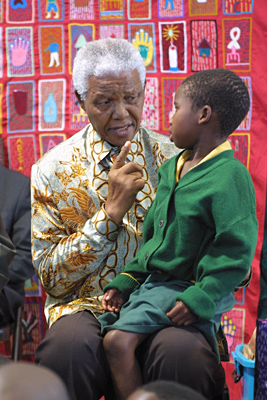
[0, 0, 267, 398]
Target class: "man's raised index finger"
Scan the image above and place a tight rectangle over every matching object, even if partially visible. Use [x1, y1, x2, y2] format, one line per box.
[113, 141, 131, 169]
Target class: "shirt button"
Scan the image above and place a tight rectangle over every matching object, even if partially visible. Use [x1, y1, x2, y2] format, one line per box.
[159, 220, 164, 227]
[144, 253, 148, 260]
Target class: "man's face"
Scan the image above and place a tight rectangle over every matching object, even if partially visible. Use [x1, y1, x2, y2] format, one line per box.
[79, 69, 145, 147]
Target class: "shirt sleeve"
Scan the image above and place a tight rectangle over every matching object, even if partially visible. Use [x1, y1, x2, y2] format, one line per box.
[31, 163, 122, 299]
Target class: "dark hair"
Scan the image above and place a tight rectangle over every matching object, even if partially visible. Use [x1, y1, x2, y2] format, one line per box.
[181, 68, 250, 137]
[139, 380, 207, 400]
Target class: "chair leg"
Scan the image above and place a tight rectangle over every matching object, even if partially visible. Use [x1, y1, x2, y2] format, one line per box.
[12, 306, 22, 361]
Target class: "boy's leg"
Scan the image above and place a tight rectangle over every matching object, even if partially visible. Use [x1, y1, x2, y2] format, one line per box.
[138, 325, 218, 400]
[35, 311, 114, 400]
[104, 330, 148, 400]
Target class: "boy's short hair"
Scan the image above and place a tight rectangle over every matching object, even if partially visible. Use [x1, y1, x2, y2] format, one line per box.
[181, 69, 250, 137]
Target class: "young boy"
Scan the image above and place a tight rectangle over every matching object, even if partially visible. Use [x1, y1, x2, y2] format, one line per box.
[99, 69, 258, 400]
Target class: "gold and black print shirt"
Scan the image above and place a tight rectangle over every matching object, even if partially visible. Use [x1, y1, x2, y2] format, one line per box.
[31, 124, 179, 326]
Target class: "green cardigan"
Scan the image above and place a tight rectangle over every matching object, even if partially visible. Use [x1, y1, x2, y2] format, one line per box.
[104, 150, 258, 320]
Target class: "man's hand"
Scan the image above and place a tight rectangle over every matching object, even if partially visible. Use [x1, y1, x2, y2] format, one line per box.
[167, 300, 198, 326]
[105, 141, 145, 224]
[102, 288, 125, 313]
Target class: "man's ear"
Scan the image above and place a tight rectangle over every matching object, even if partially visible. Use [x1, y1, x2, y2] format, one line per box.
[199, 105, 212, 124]
[75, 90, 85, 111]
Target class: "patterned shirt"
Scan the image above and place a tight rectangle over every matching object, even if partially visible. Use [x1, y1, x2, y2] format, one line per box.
[31, 124, 179, 326]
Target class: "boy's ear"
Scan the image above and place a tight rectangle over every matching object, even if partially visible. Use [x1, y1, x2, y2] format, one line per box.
[199, 105, 212, 124]
[75, 90, 85, 111]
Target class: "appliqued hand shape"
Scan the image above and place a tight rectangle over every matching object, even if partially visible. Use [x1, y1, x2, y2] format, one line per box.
[10, 37, 29, 67]
[132, 29, 153, 67]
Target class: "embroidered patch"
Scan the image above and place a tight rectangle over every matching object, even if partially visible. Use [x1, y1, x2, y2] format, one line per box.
[223, 0, 253, 15]
[189, 0, 217, 16]
[162, 77, 184, 131]
[99, 0, 124, 20]
[234, 287, 246, 305]
[159, 21, 187, 73]
[228, 133, 250, 169]
[142, 77, 159, 131]
[191, 20, 218, 71]
[7, 81, 35, 133]
[21, 300, 46, 356]
[39, 25, 64, 75]
[38, 0, 64, 21]
[99, 24, 125, 39]
[128, 23, 156, 72]
[158, 0, 184, 19]
[236, 77, 252, 130]
[7, 134, 37, 177]
[70, 0, 94, 20]
[38, 79, 66, 131]
[25, 272, 42, 297]
[7, 0, 34, 23]
[6, 27, 34, 77]
[68, 23, 95, 74]
[39, 133, 66, 157]
[70, 81, 89, 131]
[222, 308, 245, 362]
[222, 18, 252, 72]
[127, 0, 151, 20]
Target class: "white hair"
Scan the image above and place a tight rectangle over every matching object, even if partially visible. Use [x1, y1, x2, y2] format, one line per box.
[73, 38, 146, 101]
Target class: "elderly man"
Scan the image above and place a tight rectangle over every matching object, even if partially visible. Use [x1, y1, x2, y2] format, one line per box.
[32, 38, 219, 400]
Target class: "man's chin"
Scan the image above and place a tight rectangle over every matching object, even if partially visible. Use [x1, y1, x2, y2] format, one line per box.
[107, 128, 137, 146]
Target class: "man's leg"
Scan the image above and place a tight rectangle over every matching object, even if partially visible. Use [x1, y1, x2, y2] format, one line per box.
[35, 311, 114, 400]
[138, 326, 219, 400]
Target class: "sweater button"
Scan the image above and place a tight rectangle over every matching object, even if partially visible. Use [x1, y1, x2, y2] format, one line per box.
[144, 253, 148, 260]
[159, 220, 164, 227]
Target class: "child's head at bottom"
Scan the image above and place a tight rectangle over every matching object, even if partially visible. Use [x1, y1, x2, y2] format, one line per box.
[180, 68, 250, 138]
[126, 380, 207, 400]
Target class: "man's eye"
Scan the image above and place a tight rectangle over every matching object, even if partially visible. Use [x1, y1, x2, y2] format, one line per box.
[98, 99, 110, 105]
[126, 96, 136, 101]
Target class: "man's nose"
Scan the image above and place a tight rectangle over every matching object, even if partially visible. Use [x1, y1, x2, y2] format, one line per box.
[113, 102, 129, 118]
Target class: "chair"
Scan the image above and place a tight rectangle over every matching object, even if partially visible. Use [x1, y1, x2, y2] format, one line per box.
[0, 305, 23, 361]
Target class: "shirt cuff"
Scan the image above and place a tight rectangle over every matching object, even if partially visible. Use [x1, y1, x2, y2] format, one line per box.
[91, 205, 121, 242]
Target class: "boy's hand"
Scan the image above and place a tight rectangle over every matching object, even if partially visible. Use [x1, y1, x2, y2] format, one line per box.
[167, 300, 198, 326]
[102, 288, 125, 313]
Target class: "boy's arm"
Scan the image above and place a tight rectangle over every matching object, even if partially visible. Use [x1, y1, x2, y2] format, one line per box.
[175, 163, 258, 321]
[176, 211, 258, 320]
[103, 191, 158, 300]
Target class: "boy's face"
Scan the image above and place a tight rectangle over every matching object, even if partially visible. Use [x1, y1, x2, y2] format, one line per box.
[168, 86, 200, 149]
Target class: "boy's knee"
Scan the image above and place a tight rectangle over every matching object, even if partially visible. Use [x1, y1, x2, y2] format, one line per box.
[103, 330, 129, 358]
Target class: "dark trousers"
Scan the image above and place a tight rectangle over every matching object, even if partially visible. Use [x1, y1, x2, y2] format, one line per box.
[35, 311, 219, 400]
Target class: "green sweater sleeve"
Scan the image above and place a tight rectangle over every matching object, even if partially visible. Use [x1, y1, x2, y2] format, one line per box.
[103, 189, 158, 299]
[103, 256, 149, 300]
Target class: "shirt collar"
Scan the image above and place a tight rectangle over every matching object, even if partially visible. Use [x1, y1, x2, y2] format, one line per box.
[176, 140, 232, 181]
[86, 124, 138, 165]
